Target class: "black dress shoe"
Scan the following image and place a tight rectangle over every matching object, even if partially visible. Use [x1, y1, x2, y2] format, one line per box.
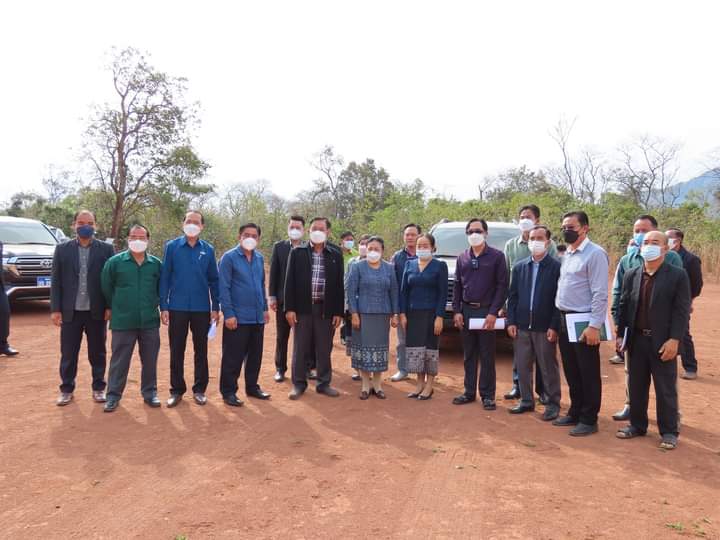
[316, 385, 340, 397]
[452, 394, 475, 405]
[274, 371, 285, 383]
[537, 393, 549, 406]
[166, 394, 182, 408]
[509, 403, 535, 414]
[503, 386, 520, 400]
[0, 346, 19, 356]
[418, 389, 434, 401]
[569, 422, 599, 437]
[104, 399, 119, 412]
[247, 389, 271, 400]
[223, 395, 244, 407]
[552, 415, 578, 427]
[482, 399, 497, 411]
[612, 405, 630, 421]
[144, 396, 161, 408]
[288, 386, 305, 400]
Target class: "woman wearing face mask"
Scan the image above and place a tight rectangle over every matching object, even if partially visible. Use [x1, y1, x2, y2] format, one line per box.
[399, 233, 448, 400]
[345, 236, 399, 399]
[345, 234, 371, 380]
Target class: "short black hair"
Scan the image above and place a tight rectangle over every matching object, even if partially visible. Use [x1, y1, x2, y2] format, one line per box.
[185, 209, 205, 224]
[73, 209, 96, 222]
[239, 222, 261, 236]
[289, 215, 305, 226]
[519, 204, 541, 219]
[310, 216, 331, 229]
[128, 223, 150, 239]
[417, 232, 436, 249]
[402, 223, 422, 234]
[530, 224, 552, 240]
[562, 211, 589, 227]
[465, 218, 488, 233]
[367, 236, 385, 250]
[636, 214, 658, 228]
[667, 227, 684, 240]
[340, 231, 354, 240]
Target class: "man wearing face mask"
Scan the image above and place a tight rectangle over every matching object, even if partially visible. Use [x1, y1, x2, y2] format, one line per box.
[284, 217, 344, 400]
[160, 210, 220, 408]
[609, 215, 683, 422]
[615, 231, 690, 450]
[339, 231, 358, 348]
[503, 204, 557, 402]
[102, 224, 163, 412]
[553, 211, 608, 436]
[506, 225, 562, 420]
[666, 228, 703, 380]
[451, 218, 508, 410]
[269, 215, 306, 382]
[390, 223, 422, 382]
[218, 223, 270, 406]
[51, 210, 115, 406]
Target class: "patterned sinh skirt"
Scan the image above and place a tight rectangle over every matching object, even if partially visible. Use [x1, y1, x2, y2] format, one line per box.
[350, 313, 390, 372]
[405, 309, 440, 375]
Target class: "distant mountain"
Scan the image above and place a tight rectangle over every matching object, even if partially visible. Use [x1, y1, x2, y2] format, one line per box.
[672, 171, 719, 205]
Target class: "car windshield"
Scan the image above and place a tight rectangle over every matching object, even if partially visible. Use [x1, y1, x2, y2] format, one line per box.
[0, 222, 58, 245]
[433, 226, 519, 257]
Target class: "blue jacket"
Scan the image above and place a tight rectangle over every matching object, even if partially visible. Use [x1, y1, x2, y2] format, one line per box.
[218, 247, 267, 324]
[159, 236, 220, 312]
[506, 254, 561, 332]
[399, 258, 448, 317]
[391, 248, 417, 287]
[346, 260, 399, 315]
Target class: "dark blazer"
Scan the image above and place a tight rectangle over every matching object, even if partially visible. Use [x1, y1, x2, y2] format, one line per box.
[0, 242, 4, 287]
[269, 240, 299, 306]
[283, 242, 344, 318]
[50, 239, 115, 322]
[678, 246, 703, 299]
[506, 254, 561, 332]
[617, 261, 691, 354]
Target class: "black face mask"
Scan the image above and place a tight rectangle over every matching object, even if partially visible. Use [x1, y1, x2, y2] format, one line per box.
[562, 229, 580, 244]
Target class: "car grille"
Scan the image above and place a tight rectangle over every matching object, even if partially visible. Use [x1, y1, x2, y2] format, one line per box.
[12, 256, 53, 276]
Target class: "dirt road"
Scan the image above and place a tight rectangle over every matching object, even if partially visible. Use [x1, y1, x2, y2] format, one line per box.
[1, 285, 719, 539]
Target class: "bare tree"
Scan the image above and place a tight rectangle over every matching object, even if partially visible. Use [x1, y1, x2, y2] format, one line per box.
[309, 145, 345, 219]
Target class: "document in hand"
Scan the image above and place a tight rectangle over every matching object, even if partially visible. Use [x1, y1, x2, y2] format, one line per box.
[468, 317, 506, 330]
[208, 320, 217, 340]
[564, 313, 614, 343]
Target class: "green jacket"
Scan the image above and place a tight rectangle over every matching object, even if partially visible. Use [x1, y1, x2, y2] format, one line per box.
[101, 250, 163, 331]
[610, 249, 683, 326]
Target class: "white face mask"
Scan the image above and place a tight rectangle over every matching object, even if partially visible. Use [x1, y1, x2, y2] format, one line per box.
[309, 230, 327, 244]
[416, 249, 432, 260]
[518, 218, 535, 232]
[183, 224, 201, 237]
[366, 250, 382, 263]
[467, 233, 486, 247]
[343, 240, 355, 250]
[288, 228, 303, 241]
[668, 238, 677, 250]
[358, 245, 368, 257]
[241, 237, 257, 251]
[128, 240, 148, 253]
[528, 240, 547, 255]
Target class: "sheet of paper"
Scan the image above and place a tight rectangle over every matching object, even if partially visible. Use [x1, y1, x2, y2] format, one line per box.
[468, 317, 506, 330]
[564, 312, 614, 343]
[208, 320, 217, 339]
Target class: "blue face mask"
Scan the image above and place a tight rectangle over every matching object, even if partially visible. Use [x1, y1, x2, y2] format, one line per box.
[640, 244, 662, 261]
[77, 225, 95, 239]
[626, 245, 639, 256]
[633, 232, 645, 246]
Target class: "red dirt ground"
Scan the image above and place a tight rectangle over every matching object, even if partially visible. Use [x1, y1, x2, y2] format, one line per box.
[1, 285, 719, 539]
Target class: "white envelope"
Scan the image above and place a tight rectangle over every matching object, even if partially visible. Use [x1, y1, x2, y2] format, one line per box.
[468, 317, 506, 330]
[208, 320, 217, 339]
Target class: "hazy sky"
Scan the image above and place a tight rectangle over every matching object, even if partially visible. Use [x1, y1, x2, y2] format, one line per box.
[1, 1, 718, 202]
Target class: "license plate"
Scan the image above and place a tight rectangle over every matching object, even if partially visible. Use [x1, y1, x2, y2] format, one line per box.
[37, 277, 51, 287]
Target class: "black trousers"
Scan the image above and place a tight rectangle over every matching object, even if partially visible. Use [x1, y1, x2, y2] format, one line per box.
[168, 310, 210, 395]
[0, 287, 9, 348]
[292, 304, 333, 390]
[220, 324, 264, 397]
[275, 306, 316, 374]
[558, 319, 601, 425]
[629, 334, 679, 436]
[680, 316, 697, 373]
[59, 311, 107, 393]
[461, 306, 497, 400]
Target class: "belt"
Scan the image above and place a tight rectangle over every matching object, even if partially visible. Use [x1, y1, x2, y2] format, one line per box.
[559, 310, 579, 315]
[464, 302, 490, 309]
[636, 328, 652, 337]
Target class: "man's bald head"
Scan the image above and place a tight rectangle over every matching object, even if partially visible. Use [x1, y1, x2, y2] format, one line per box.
[643, 230, 668, 246]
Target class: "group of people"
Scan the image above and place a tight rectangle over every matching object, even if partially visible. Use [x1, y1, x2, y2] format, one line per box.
[4, 202, 701, 451]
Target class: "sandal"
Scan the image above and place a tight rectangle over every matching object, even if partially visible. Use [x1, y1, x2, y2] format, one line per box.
[616, 426, 646, 439]
[374, 389, 386, 400]
[359, 390, 369, 400]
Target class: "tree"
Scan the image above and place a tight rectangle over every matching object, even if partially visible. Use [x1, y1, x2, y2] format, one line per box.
[309, 145, 345, 220]
[336, 158, 395, 226]
[83, 47, 210, 245]
[485, 166, 553, 202]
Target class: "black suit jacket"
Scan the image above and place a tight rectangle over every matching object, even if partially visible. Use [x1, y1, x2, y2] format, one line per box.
[617, 261, 691, 354]
[269, 240, 300, 306]
[283, 242, 344, 318]
[50, 239, 115, 322]
[678, 247, 703, 299]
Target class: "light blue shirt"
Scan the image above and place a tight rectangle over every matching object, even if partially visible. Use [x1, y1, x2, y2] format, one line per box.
[529, 256, 543, 311]
[555, 237, 609, 329]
